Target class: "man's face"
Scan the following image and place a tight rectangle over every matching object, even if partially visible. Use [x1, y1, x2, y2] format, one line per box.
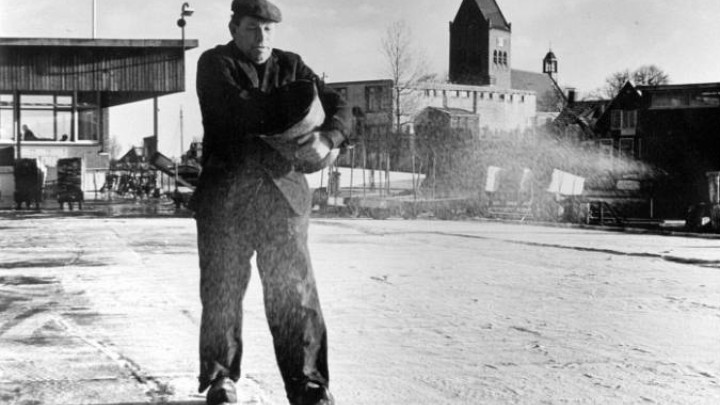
[231, 16, 276, 64]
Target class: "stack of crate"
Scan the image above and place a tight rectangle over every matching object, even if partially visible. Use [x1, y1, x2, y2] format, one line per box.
[57, 157, 84, 209]
[13, 158, 44, 209]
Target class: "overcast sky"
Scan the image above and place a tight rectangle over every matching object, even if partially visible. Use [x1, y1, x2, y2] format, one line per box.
[2, 0, 720, 157]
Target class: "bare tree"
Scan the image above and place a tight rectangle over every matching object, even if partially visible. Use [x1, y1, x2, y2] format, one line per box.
[632, 65, 670, 87]
[381, 20, 428, 132]
[602, 65, 670, 98]
[602, 69, 631, 98]
[107, 135, 123, 161]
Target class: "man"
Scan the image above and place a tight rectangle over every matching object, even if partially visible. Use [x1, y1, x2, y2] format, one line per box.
[193, 1, 347, 404]
[22, 125, 38, 141]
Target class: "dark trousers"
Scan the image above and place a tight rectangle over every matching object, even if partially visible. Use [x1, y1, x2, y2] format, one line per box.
[194, 172, 328, 400]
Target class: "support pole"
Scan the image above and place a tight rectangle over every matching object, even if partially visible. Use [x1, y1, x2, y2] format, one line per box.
[153, 97, 159, 153]
[14, 90, 20, 159]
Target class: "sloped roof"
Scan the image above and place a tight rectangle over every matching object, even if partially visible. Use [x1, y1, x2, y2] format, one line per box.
[511, 69, 555, 95]
[117, 146, 145, 165]
[511, 69, 558, 111]
[474, 0, 510, 29]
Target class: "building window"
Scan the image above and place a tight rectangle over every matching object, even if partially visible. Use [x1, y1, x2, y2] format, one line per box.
[77, 100, 100, 141]
[621, 110, 637, 135]
[493, 50, 498, 64]
[521, 95, 525, 103]
[335, 87, 348, 100]
[0, 94, 14, 141]
[365, 86, 386, 112]
[619, 138, 635, 157]
[20, 94, 75, 141]
[1, 93, 104, 143]
[611, 109, 637, 135]
[599, 138, 614, 157]
[610, 110, 622, 130]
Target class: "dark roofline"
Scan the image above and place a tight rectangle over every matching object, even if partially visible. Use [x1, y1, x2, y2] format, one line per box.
[0, 37, 199, 50]
[488, 0, 511, 30]
[474, 0, 511, 31]
[637, 82, 720, 92]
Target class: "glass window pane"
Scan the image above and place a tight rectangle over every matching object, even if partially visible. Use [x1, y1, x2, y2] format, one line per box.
[78, 107, 98, 141]
[22, 95, 55, 109]
[0, 94, 13, 106]
[21, 110, 54, 140]
[56, 96, 72, 108]
[57, 111, 72, 141]
[0, 109, 14, 140]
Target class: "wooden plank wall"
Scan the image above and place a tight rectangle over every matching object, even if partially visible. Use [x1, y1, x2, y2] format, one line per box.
[0, 46, 184, 93]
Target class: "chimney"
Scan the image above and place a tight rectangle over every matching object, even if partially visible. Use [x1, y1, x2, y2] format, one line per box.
[567, 88, 576, 106]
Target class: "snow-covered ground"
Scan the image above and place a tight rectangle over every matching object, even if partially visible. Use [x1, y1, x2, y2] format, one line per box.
[0, 216, 718, 404]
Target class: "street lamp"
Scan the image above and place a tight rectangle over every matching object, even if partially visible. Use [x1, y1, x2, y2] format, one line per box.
[177, 2, 194, 67]
[177, 2, 193, 158]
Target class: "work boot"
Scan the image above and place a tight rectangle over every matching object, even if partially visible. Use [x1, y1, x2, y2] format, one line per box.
[290, 381, 335, 405]
[206, 376, 237, 405]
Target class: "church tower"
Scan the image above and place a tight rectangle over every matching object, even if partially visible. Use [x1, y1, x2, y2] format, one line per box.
[449, 0, 512, 88]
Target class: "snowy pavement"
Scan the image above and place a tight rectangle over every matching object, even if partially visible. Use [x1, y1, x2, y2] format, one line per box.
[0, 215, 719, 404]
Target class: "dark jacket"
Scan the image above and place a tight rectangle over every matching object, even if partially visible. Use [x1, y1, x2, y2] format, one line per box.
[195, 42, 349, 215]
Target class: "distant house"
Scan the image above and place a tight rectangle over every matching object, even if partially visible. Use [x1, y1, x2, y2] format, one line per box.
[551, 91, 609, 141]
[579, 81, 720, 218]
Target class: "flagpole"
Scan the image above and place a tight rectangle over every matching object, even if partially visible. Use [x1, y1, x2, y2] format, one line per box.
[92, 0, 97, 38]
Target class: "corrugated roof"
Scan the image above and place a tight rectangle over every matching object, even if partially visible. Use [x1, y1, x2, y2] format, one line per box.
[0, 37, 198, 50]
[474, 0, 510, 29]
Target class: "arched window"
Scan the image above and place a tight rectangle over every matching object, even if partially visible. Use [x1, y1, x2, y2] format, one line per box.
[493, 50, 498, 64]
[502, 52, 507, 66]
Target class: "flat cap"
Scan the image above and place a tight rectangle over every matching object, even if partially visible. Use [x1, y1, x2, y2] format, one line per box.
[231, 0, 282, 23]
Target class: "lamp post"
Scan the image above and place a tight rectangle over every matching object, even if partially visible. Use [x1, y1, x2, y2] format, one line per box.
[177, 2, 194, 158]
[177, 2, 194, 74]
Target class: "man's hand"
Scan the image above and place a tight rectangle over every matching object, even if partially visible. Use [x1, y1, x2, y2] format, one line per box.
[295, 131, 332, 163]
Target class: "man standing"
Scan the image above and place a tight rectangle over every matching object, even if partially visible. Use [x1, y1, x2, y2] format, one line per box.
[194, 1, 347, 404]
